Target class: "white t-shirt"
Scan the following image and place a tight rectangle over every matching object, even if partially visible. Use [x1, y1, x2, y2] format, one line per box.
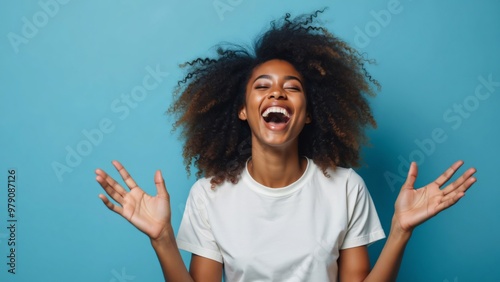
[176, 158, 385, 281]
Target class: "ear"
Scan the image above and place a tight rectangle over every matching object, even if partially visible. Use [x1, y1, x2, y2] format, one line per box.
[305, 113, 312, 124]
[238, 106, 247, 120]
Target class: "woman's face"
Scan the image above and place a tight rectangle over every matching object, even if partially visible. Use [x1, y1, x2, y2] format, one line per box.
[239, 59, 311, 149]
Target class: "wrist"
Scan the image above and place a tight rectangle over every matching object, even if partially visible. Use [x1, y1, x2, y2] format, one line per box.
[150, 226, 176, 247]
[390, 216, 413, 242]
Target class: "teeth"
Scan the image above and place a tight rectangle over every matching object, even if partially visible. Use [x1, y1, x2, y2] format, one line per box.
[262, 107, 290, 118]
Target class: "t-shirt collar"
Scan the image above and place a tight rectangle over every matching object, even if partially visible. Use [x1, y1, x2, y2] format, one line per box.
[243, 157, 312, 197]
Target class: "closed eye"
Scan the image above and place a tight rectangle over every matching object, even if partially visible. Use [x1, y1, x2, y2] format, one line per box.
[255, 85, 269, 90]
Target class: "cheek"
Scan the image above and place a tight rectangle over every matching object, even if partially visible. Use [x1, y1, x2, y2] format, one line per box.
[239, 99, 258, 122]
[245, 93, 263, 112]
[294, 96, 308, 112]
[296, 97, 310, 123]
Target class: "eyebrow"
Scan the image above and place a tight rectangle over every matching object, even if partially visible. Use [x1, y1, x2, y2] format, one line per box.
[253, 75, 303, 84]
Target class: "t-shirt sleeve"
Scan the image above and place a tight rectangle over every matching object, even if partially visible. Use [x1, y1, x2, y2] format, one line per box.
[176, 182, 223, 263]
[340, 169, 386, 249]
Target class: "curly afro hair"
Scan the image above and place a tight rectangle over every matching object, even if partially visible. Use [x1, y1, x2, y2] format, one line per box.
[168, 9, 379, 187]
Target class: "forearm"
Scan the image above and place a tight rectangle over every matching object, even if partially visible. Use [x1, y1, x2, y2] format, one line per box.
[363, 217, 412, 282]
[151, 226, 194, 282]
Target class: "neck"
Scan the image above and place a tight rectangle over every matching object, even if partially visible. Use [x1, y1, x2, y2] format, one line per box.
[248, 139, 306, 188]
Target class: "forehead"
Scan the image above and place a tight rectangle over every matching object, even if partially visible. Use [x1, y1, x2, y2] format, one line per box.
[249, 59, 303, 80]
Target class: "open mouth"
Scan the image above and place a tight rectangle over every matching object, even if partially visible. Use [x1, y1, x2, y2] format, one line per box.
[262, 106, 291, 124]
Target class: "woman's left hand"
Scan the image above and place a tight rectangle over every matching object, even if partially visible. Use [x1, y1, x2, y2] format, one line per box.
[394, 160, 477, 233]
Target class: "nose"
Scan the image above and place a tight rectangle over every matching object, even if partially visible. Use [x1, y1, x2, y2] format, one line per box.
[268, 89, 286, 100]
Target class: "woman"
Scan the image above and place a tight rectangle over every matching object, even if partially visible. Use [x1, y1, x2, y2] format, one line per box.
[95, 11, 476, 281]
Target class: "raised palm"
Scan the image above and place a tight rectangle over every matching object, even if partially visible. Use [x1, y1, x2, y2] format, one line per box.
[96, 161, 171, 240]
[394, 160, 477, 232]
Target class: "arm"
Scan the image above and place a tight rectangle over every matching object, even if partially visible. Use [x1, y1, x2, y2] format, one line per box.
[150, 233, 223, 282]
[149, 227, 194, 282]
[338, 227, 409, 282]
[190, 254, 223, 281]
[96, 161, 196, 281]
[338, 246, 370, 282]
[339, 160, 476, 282]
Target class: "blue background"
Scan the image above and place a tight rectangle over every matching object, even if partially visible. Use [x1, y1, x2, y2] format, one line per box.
[1, 0, 499, 281]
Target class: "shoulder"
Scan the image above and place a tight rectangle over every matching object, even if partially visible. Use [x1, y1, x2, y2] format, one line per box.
[306, 162, 370, 201]
[184, 177, 213, 205]
[190, 177, 212, 193]
[313, 161, 365, 188]
[187, 176, 243, 203]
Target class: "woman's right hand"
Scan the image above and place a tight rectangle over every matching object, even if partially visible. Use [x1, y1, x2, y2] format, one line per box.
[95, 161, 172, 241]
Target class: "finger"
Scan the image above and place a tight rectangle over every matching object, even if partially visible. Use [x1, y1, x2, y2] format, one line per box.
[441, 167, 477, 195]
[112, 160, 140, 190]
[436, 176, 476, 212]
[98, 194, 123, 215]
[433, 160, 464, 187]
[443, 168, 476, 195]
[436, 189, 468, 212]
[154, 170, 169, 199]
[435, 192, 465, 212]
[95, 169, 127, 202]
[402, 162, 418, 190]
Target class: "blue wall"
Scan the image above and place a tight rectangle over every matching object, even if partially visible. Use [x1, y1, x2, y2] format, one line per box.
[1, 0, 499, 281]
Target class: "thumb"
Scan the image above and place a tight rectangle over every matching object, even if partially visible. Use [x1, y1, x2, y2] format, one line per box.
[402, 162, 418, 191]
[154, 170, 169, 198]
